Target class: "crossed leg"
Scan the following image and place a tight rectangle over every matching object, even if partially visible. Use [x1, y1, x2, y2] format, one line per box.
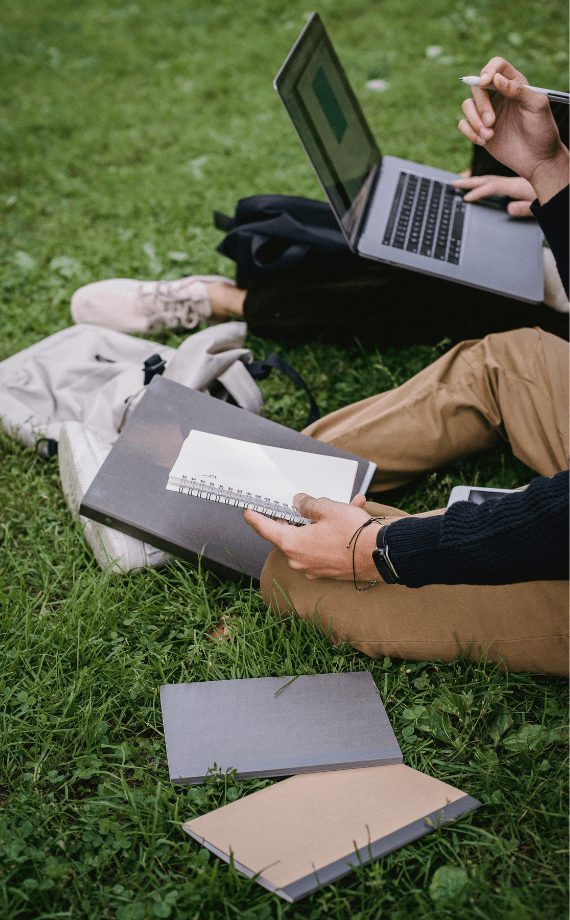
[261, 328, 570, 675]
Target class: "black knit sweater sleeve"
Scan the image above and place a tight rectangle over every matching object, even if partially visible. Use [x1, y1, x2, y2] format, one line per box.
[385, 470, 569, 587]
[530, 184, 569, 297]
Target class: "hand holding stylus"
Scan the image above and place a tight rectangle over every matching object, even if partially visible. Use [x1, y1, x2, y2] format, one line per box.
[458, 57, 569, 204]
[460, 75, 569, 105]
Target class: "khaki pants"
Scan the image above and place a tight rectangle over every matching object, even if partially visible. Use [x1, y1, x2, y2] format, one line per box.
[261, 329, 569, 675]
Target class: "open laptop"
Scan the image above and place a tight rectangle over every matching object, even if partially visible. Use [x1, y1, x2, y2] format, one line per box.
[274, 13, 544, 302]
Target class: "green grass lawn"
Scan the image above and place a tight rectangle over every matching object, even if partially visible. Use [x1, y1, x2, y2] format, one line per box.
[0, 1, 568, 918]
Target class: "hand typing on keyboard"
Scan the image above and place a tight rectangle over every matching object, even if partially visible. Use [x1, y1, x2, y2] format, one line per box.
[452, 175, 535, 218]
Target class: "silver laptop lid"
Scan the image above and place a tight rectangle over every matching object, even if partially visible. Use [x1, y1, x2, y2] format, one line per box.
[275, 12, 381, 248]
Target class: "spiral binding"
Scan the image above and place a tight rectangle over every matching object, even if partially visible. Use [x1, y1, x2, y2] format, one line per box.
[169, 475, 306, 526]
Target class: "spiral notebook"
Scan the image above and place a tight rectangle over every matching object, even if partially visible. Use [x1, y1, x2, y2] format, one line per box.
[166, 430, 358, 525]
[79, 377, 375, 582]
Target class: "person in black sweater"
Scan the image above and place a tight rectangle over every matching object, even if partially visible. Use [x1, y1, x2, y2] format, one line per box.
[245, 57, 569, 676]
[69, 106, 569, 348]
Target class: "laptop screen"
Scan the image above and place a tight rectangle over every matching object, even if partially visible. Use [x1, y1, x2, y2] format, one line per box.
[275, 13, 381, 243]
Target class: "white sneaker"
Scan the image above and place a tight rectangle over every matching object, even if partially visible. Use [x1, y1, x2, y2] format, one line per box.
[58, 421, 170, 574]
[70, 275, 235, 334]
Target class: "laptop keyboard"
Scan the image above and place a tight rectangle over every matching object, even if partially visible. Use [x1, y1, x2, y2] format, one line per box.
[382, 171, 465, 264]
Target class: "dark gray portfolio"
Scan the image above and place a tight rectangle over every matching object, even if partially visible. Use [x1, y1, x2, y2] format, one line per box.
[161, 672, 402, 784]
[79, 376, 375, 581]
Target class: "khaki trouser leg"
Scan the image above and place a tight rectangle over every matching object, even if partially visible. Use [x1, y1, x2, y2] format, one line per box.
[261, 543, 569, 675]
[303, 328, 569, 490]
[261, 501, 569, 676]
[260, 329, 569, 675]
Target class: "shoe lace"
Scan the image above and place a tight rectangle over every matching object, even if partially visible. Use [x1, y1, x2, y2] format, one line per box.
[145, 280, 210, 329]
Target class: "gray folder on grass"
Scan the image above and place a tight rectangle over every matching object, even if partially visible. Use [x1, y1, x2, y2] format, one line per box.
[160, 671, 402, 785]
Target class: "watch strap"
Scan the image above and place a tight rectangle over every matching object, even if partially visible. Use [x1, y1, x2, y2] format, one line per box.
[372, 525, 403, 585]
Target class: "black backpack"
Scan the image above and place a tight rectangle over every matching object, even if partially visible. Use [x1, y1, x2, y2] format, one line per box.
[215, 194, 361, 288]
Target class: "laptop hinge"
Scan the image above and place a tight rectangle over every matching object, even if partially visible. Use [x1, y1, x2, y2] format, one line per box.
[347, 159, 382, 252]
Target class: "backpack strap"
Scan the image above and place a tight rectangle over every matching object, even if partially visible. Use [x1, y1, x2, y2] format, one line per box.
[35, 436, 58, 458]
[216, 360, 264, 415]
[246, 354, 320, 427]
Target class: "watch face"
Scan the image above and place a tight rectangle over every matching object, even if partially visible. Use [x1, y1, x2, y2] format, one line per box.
[372, 548, 392, 583]
[372, 545, 400, 585]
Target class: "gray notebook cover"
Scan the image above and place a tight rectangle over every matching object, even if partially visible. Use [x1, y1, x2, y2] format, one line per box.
[184, 764, 481, 901]
[160, 672, 402, 784]
[79, 376, 375, 583]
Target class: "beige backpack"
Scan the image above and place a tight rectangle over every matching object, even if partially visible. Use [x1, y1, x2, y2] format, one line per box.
[0, 322, 263, 573]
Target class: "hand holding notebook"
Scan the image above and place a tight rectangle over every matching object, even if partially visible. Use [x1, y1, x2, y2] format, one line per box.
[167, 430, 359, 525]
[243, 490, 392, 582]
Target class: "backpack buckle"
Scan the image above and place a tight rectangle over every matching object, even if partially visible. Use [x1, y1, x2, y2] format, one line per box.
[143, 353, 166, 385]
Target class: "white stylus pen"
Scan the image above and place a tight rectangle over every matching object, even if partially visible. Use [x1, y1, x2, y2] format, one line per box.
[460, 75, 569, 104]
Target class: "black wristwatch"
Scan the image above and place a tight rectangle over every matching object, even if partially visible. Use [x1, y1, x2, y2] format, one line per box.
[372, 525, 403, 585]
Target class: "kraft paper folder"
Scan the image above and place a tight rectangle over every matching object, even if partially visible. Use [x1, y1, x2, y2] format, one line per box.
[184, 764, 481, 901]
[80, 376, 375, 582]
[160, 672, 402, 785]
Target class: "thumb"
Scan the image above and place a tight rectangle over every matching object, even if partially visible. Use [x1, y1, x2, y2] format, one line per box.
[293, 493, 335, 522]
[350, 493, 367, 508]
[492, 73, 544, 111]
[507, 199, 533, 218]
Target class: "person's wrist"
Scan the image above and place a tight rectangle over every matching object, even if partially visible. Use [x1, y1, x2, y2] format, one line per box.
[372, 524, 403, 585]
[527, 145, 569, 205]
[353, 521, 383, 578]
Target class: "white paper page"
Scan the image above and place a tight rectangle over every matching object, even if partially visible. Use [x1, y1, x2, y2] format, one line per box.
[167, 431, 357, 513]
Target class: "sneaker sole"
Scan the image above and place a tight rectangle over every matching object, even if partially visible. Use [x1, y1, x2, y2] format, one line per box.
[58, 421, 170, 573]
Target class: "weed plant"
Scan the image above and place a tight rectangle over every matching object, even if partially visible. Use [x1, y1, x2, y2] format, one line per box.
[0, 1, 568, 919]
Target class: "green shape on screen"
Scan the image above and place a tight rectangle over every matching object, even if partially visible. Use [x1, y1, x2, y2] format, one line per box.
[312, 66, 347, 143]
